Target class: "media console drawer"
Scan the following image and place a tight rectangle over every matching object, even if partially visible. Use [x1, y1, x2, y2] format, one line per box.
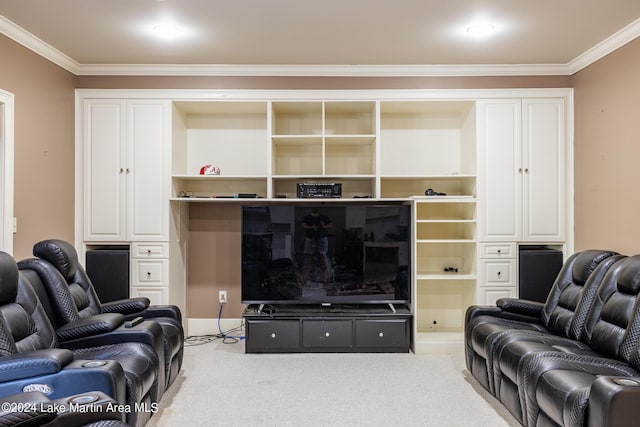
[244, 308, 412, 353]
[302, 319, 353, 349]
[245, 320, 300, 353]
[355, 319, 409, 349]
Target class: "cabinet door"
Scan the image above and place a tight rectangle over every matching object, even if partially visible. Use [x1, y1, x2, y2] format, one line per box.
[522, 99, 565, 241]
[127, 101, 169, 241]
[478, 100, 522, 241]
[84, 100, 127, 241]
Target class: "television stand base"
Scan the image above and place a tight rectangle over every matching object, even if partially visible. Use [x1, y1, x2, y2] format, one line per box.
[243, 304, 412, 353]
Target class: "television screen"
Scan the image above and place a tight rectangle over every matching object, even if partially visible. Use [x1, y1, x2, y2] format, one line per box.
[241, 203, 411, 306]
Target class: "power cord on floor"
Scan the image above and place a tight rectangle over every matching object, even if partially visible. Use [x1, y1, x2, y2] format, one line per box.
[183, 303, 246, 346]
[217, 304, 245, 343]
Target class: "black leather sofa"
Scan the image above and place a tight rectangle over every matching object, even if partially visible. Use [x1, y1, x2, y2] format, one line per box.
[28, 239, 184, 390]
[0, 251, 161, 427]
[466, 250, 640, 427]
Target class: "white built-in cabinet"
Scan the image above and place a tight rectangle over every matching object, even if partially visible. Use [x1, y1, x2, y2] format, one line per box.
[477, 98, 566, 305]
[478, 98, 565, 242]
[76, 89, 572, 350]
[81, 98, 171, 304]
[83, 99, 170, 241]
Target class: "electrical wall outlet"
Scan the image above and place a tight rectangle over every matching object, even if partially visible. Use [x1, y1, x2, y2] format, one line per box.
[219, 290, 227, 304]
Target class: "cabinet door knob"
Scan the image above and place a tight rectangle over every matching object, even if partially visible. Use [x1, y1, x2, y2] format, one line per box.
[147, 249, 152, 255]
[497, 249, 502, 254]
[518, 168, 523, 173]
[325, 332, 330, 337]
[271, 333, 276, 338]
[119, 168, 124, 174]
[146, 272, 151, 278]
[378, 332, 384, 338]
[497, 271, 501, 278]
[524, 168, 529, 173]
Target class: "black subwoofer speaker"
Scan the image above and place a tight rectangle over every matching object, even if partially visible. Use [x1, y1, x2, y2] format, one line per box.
[86, 247, 130, 303]
[519, 246, 563, 303]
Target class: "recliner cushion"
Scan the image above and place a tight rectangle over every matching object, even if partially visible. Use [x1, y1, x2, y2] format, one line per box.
[33, 239, 79, 282]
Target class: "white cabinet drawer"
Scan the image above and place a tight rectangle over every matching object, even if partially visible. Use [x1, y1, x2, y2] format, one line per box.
[478, 287, 517, 305]
[479, 243, 516, 258]
[131, 242, 169, 258]
[483, 260, 514, 284]
[132, 259, 168, 285]
[131, 287, 168, 305]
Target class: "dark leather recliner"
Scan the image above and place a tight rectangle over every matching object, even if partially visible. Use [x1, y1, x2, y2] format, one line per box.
[465, 250, 620, 396]
[466, 252, 640, 427]
[0, 252, 131, 418]
[30, 240, 183, 390]
[17, 257, 167, 401]
[0, 251, 160, 427]
[512, 255, 640, 427]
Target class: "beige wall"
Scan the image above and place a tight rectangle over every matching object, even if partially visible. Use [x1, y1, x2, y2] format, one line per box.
[0, 35, 76, 260]
[5, 29, 640, 317]
[571, 37, 640, 255]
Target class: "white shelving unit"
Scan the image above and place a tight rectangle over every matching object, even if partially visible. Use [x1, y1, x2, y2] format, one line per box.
[76, 88, 573, 347]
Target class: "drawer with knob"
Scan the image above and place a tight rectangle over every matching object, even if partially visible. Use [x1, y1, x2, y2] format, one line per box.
[131, 243, 168, 258]
[131, 259, 168, 285]
[479, 243, 516, 258]
[302, 320, 353, 349]
[483, 260, 513, 284]
[355, 319, 409, 350]
[245, 320, 301, 352]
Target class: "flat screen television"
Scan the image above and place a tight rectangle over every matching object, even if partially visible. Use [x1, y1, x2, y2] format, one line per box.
[241, 202, 411, 306]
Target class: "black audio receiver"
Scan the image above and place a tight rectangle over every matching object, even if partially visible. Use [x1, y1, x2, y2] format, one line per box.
[296, 183, 342, 198]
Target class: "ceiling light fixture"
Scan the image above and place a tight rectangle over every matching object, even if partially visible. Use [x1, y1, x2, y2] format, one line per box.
[466, 23, 496, 37]
[151, 22, 184, 39]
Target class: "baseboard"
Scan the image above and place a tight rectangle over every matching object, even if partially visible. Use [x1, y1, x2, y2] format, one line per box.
[186, 317, 244, 337]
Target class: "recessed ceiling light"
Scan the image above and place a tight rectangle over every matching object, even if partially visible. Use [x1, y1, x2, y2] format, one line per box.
[466, 23, 496, 37]
[151, 22, 184, 39]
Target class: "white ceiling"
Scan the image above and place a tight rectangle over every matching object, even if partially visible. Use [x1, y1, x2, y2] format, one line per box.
[2, 0, 640, 76]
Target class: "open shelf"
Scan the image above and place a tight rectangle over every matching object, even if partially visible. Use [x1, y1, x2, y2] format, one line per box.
[325, 101, 376, 135]
[415, 280, 476, 333]
[272, 102, 322, 136]
[272, 137, 323, 176]
[380, 176, 476, 199]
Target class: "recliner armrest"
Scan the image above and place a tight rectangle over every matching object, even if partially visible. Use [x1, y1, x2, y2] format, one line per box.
[101, 297, 149, 315]
[56, 313, 124, 342]
[588, 376, 640, 427]
[0, 349, 74, 382]
[131, 305, 182, 323]
[497, 298, 544, 318]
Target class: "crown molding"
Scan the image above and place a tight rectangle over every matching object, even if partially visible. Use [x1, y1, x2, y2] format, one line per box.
[567, 17, 640, 74]
[0, 15, 80, 74]
[74, 63, 570, 77]
[1, 14, 639, 77]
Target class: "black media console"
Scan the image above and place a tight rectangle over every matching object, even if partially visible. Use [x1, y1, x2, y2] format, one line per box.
[243, 305, 412, 353]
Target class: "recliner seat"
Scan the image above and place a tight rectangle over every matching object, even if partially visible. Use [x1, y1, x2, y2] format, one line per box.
[465, 252, 640, 427]
[0, 251, 132, 420]
[0, 250, 160, 427]
[30, 239, 183, 390]
[465, 250, 620, 397]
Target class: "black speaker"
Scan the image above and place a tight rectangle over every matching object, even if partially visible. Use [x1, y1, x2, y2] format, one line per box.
[86, 247, 130, 303]
[519, 246, 563, 303]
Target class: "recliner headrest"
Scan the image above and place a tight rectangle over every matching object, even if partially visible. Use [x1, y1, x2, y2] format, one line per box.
[616, 255, 640, 295]
[0, 251, 19, 304]
[573, 250, 619, 285]
[33, 240, 79, 281]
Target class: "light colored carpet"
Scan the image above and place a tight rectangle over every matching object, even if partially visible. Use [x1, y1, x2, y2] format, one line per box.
[148, 339, 519, 427]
